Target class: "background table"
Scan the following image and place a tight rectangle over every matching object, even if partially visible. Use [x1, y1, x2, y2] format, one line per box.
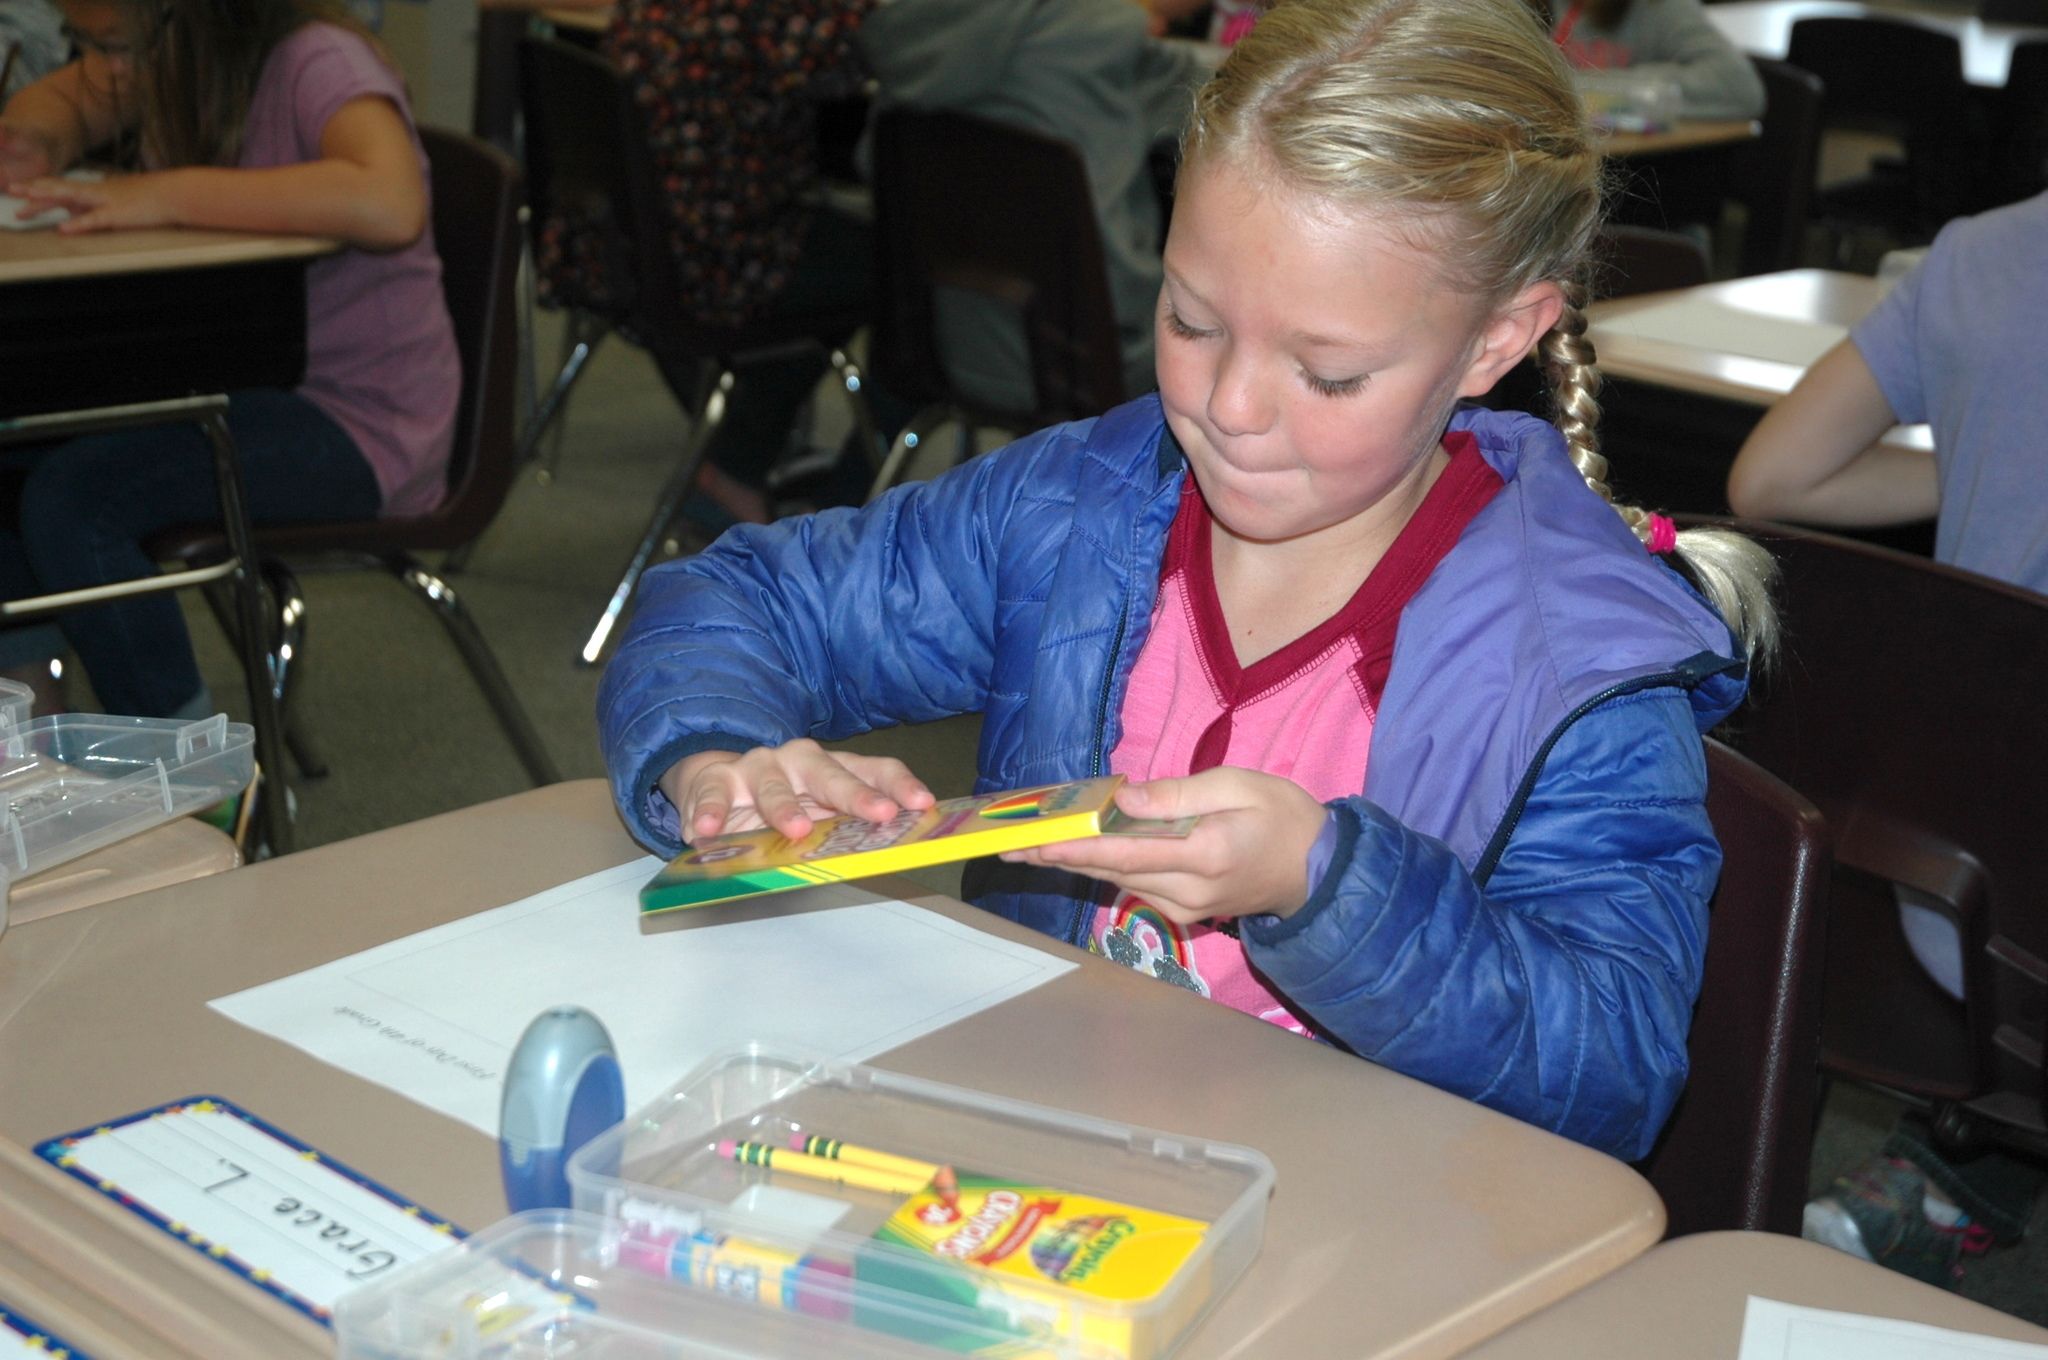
[0, 779, 1666, 1359]
[0, 224, 337, 854]
[1463, 1230, 2048, 1356]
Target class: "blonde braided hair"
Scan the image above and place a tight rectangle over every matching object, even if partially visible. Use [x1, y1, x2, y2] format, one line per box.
[1183, 0, 1777, 664]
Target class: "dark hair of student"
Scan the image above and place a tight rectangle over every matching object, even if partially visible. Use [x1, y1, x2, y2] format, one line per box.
[128, 0, 384, 167]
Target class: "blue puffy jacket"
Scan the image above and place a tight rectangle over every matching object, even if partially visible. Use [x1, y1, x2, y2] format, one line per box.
[600, 397, 1747, 1160]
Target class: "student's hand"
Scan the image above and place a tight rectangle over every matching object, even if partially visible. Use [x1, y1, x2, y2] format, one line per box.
[9, 172, 180, 233]
[999, 769, 1327, 924]
[0, 123, 57, 195]
[660, 739, 936, 845]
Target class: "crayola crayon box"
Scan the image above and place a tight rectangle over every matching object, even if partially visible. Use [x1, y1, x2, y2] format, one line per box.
[855, 1176, 1212, 1360]
[641, 776, 1193, 914]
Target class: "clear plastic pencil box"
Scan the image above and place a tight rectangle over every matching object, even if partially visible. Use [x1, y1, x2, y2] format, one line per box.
[0, 677, 255, 924]
[337, 1047, 1274, 1360]
[567, 1046, 1274, 1360]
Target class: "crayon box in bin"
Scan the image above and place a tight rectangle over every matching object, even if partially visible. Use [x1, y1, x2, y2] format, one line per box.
[0, 677, 254, 937]
[564, 1046, 1275, 1360]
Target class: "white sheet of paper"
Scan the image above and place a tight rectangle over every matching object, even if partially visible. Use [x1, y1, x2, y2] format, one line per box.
[1596, 296, 1848, 367]
[0, 194, 66, 230]
[39, 1099, 459, 1319]
[209, 860, 1076, 1136]
[1740, 1296, 2048, 1360]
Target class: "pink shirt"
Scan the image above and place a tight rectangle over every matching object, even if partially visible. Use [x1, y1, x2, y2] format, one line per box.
[238, 24, 460, 517]
[1090, 434, 1503, 1033]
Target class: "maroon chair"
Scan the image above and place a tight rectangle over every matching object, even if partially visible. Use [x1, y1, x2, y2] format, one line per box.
[1710, 520, 2048, 1161]
[1637, 739, 1830, 1236]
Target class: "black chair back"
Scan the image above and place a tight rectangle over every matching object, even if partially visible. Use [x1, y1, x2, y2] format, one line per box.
[1592, 223, 1711, 300]
[1638, 740, 1829, 1237]
[870, 106, 1126, 429]
[1732, 57, 1825, 274]
[1786, 16, 1976, 235]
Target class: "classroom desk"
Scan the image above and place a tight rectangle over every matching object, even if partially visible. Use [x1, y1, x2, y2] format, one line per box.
[0, 779, 1668, 1360]
[1707, 0, 2048, 89]
[0, 224, 336, 856]
[1586, 267, 1933, 452]
[1462, 1230, 2048, 1355]
[1602, 118, 1761, 158]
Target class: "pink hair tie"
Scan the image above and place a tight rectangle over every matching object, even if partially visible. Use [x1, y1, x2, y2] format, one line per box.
[1645, 513, 1679, 555]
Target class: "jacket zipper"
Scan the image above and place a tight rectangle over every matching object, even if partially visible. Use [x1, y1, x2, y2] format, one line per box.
[1471, 669, 1701, 887]
[1065, 598, 1131, 946]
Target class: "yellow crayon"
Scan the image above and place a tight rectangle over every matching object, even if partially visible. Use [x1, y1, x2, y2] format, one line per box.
[717, 1138, 928, 1196]
[787, 1132, 939, 1181]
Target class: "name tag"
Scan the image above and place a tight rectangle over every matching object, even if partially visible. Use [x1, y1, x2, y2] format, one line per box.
[1, 1303, 92, 1358]
[37, 1097, 463, 1325]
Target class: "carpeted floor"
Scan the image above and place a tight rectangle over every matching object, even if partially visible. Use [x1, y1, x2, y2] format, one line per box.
[169, 309, 2045, 1325]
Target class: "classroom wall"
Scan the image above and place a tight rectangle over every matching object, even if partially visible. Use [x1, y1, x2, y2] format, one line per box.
[376, 0, 478, 133]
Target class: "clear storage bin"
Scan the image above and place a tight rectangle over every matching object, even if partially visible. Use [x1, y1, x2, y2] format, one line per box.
[334, 1208, 1093, 1359]
[562, 1046, 1274, 1360]
[0, 704, 255, 934]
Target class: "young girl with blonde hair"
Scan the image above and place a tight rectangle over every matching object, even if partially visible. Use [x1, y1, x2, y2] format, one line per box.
[0, 0, 455, 718]
[601, 0, 1776, 1161]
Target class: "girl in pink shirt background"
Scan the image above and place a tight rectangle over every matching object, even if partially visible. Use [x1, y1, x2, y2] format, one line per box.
[0, 0, 456, 718]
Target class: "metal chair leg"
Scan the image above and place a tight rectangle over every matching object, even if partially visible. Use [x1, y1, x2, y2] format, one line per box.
[200, 410, 293, 855]
[866, 404, 953, 503]
[828, 346, 885, 473]
[387, 553, 563, 786]
[577, 366, 735, 666]
[259, 559, 329, 779]
[532, 311, 606, 481]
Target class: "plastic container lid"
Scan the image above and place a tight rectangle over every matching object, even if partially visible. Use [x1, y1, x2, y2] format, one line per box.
[334, 1208, 1090, 1359]
[562, 1045, 1275, 1360]
[0, 708, 255, 931]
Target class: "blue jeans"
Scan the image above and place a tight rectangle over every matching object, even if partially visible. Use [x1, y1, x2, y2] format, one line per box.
[0, 389, 383, 716]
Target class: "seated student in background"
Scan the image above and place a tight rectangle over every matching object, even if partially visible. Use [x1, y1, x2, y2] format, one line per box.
[0, 0, 457, 720]
[512, 0, 881, 525]
[601, 0, 1780, 1162]
[1540, 0, 1765, 121]
[855, 0, 1215, 416]
[1729, 187, 2048, 1288]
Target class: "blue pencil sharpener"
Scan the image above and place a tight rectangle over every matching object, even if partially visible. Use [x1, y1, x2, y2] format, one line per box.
[499, 1005, 626, 1212]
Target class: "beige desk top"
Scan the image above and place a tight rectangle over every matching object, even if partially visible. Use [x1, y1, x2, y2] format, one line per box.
[1588, 267, 1934, 452]
[1707, 0, 2048, 89]
[1602, 118, 1760, 158]
[539, 3, 609, 32]
[0, 779, 1666, 1360]
[1464, 1230, 2048, 1356]
[0, 223, 334, 285]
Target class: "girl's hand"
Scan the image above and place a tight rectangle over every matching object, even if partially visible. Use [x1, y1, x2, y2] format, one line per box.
[1000, 769, 1328, 925]
[10, 173, 180, 233]
[660, 739, 936, 845]
[0, 123, 57, 191]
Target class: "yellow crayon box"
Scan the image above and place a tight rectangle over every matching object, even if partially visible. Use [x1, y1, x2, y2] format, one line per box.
[856, 1175, 1212, 1360]
[641, 775, 1193, 914]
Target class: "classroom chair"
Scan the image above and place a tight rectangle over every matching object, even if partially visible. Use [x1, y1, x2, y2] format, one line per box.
[513, 36, 882, 663]
[1985, 41, 2048, 206]
[1591, 224, 1712, 299]
[1785, 17, 1977, 258]
[151, 127, 563, 790]
[1979, 0, 2048, 23]
[1729, 57, 1825, 276]
[1711, 520, 2048, 1163]
[1637, 739, 1829, 1238]
[862, 106, 1126, 500]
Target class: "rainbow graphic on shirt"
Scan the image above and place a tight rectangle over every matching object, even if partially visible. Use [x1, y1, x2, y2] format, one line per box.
[642, 777, 1194, 914]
